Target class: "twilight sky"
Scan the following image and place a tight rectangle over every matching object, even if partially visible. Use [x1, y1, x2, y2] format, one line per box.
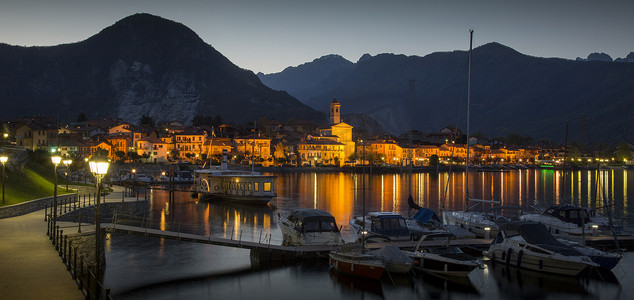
[1, 0, 633, 74]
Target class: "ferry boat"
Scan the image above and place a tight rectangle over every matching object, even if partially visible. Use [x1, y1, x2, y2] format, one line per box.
[278, 208, 343, 246]
[193, 150, 276, 204]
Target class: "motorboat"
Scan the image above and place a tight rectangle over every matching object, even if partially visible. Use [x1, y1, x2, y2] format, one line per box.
[484, 221, 598, 276]
[278, 208, 343, 246]
[349, 212, 419, 241]
[520, 204, 612, 238]
[557, 238, 622, 270]
[405, 234, 481, 277]
[442, 205, 522, 239]
[193, 149, 276, 204]
[329, 243, 386, 280]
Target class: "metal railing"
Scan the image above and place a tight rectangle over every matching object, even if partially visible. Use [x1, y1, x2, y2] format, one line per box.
[45, 193, 113, 300]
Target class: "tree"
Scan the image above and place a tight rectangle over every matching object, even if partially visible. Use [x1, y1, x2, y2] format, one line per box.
[76, 112, 87, 123]
[128, 152, 140, 163]
[139, 114, 155, 128]
[115, 151, 126, 163]
[615, 142, 632, 162]
[273, 142, 288, 164]
[429, 154, 439, 167]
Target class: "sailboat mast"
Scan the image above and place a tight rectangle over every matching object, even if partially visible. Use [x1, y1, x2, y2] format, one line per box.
[465, 29, 473, 211]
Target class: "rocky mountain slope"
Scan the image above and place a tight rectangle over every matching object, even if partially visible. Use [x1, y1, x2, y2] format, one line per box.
[0, 13, 324, 125]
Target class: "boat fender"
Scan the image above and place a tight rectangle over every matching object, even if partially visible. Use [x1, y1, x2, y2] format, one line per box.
[505, 248, 513, 265]
[501, 251, 506, 261]
[491, 252, 496, 265]
[516, 250, 523, 268]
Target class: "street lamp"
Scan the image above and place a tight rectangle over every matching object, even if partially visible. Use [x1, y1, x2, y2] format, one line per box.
[63, 159, 72, 192]
[51, 155, 62, 230]
[131, 168, 137, 200]
[0, 155, 8, 204]
[89, 157, 109, 283]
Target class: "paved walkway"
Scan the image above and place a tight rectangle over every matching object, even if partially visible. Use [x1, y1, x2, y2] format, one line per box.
[0, 185, 144, 299]
[0, 207, 84, 299]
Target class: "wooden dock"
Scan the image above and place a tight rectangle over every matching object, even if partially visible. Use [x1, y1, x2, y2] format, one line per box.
[101, 223, 493, 261]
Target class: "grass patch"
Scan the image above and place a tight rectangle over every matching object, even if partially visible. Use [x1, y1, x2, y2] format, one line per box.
[1, 156, 75, 207]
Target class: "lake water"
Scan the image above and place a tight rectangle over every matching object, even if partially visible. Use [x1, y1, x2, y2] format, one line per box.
[104, 169, 634, 299]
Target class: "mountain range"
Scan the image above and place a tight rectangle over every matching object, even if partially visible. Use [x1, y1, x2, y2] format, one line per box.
[259, 45, 634, 144]
[0, 13, 323, 126]
[1, 13, 632, 145]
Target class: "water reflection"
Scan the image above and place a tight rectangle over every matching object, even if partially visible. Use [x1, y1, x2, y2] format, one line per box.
[488, 262, 588, 298]
[105, 169, 633, 300]
[271, 170, 634, 230]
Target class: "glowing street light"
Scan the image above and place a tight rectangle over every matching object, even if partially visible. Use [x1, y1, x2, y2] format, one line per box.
[0, 155, 8, 204]
[131, 169, 137, 201]
[89, 156, 110, 284]
[51, 155, 62, 230]
[62, 159, 72, 192]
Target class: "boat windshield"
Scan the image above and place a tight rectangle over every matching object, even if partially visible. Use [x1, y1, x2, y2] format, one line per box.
[372, 217, 409, 236]
[303, 219, 339, 233]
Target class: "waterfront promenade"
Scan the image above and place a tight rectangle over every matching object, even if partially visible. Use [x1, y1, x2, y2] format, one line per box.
[0, 185, 139, 299]
[0, 206, 83, 299]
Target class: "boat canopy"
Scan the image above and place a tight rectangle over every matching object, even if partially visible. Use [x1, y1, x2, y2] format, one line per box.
[370, 214, 409, 236]
[411, 207, 441, 224]
[287, 209, 339, 233]
[501, 221, 582, 256]
[543, 204, 590, 227]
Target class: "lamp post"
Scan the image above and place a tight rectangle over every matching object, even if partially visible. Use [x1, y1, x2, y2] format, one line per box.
[131, 168, 137, 200]
[63, 159, 72, 192]
[0, 155, 8, 204]
[51, 155, 62, 229]
[89, 157, 109, 284]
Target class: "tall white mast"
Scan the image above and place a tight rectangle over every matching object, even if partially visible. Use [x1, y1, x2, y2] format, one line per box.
[465, 29, 473, 211]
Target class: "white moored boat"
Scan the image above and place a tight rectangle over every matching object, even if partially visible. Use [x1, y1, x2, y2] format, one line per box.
[193, 149, 276, 204]
[520, 204, 611, 239]
[278, 208, 343, 246]
[485, 221, 598, 276]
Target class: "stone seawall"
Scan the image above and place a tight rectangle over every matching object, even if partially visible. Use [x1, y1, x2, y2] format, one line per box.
[0, 194, 78, 219]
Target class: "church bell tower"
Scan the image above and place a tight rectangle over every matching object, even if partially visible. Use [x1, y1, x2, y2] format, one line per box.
[330, 98, 341, 125]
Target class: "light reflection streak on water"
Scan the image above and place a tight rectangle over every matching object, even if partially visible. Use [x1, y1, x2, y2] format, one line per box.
[500, 172, 504, 205]
[625, 171, 628, 212]
[392, 174, 397, 212]
[313, 173, 317, 209]
[379, 174, 384, 211]
[519, 170, 522, 206]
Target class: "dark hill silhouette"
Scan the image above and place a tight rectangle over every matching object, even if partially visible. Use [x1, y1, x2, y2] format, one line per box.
[259, 42, 634, 143]
[0, 13, 324, 125]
